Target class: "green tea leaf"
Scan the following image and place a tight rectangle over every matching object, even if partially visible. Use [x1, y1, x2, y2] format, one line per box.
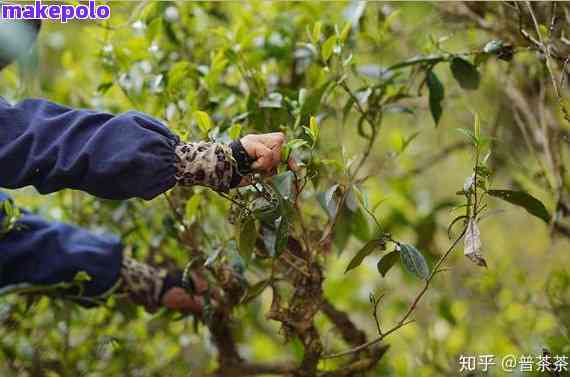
[241, 279, 271, 304]
[449, 57, 480, 90]
[309, 116, 319, 142]
[399, 243, 430, 280]
[488, 189, 551, 223]
[426, 70, 444, 125]
[350, 207, 371, 242]
[455, 128, 478, 146]
[228, 123, 242, 140]
[73, 271, 92, 282]
[168, 61, 191, 92]
[272, 171, 295, 201]
[286, 139, 309, 151]
[339, 22, 352, 43]
[274, 216, 289, 256]
[238, 216, 257, 259]
[345, 239, 383, 273]
[321, 35, 337, 62]
[312, 22, 322, 44]
[185, 194, 201, 220]
[300, 81, 333, 117]
[377, 250, 399, 277]
[252, 198, 280, 224]
[194, 111, 213, 134]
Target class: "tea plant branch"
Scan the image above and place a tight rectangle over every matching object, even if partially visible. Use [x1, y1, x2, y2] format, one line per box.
[524, 2, 570, 231]
[217, 192, 250, 212]
[518, 2, 570, 125]
[370, 293, 384, 337]
[279, 253, 311, 278]
[318, 345, 390, 377]
[322, 226, 467, 359]
[339, 81, 380, 179]
[399, 141, 469, 179]
[163, 192, 187, 228]
[554, 221, 570, 239]
[526, 2, 562, 100]
[321, 299, 368, 347]
[292, 170, 313, 259]
[319, 186, 348, 246]
[208, 362, 296, 377]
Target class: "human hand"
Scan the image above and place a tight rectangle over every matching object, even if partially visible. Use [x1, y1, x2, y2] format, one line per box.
[161, 270, 216, 315]
[239, 132, 285, 175]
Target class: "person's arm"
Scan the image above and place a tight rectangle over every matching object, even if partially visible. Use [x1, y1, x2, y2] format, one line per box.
[0, 191, 206, 313]
[0, 192, 123, 298]
[0, 97, 282, 200]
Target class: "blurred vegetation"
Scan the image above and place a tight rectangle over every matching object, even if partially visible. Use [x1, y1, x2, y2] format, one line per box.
[1, 1, 569, 377]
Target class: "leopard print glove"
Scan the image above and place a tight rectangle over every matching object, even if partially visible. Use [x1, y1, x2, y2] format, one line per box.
[175, 142, 236, 192]
[119, 256, 170, 313]
[174, 140, 254, 192]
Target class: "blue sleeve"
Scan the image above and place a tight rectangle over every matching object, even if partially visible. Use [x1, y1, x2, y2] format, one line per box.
[0, 192, 123, 298]
[0, 97, 179, 200]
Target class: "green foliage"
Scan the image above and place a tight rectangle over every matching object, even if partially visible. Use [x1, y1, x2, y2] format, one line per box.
[398, 243, 430, 280]
[426, 70, 444, 125]
[193, 111, 213, 135]
[237, 215, 257, 260]
[449, 57, 480, 90]
[376, 250, 399, 278]
[0, 200, 20, 237]
[1, 2, 569, 376]
[345, 238, 386, 273]
[488, 189, 551, 223]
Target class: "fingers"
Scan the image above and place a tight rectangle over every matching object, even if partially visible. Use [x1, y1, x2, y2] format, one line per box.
[161, 287, 203, 314]
[242, 132, 285, 174]
[250, 132, 285, 148]
[264, 132, 285, 148]
[251, 143, 275, 171]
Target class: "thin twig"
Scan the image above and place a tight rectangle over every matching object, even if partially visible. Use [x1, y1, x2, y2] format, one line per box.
[399, 142, 469, 179]
[339, 81, 379, 179]
[323, 227, 467, 359]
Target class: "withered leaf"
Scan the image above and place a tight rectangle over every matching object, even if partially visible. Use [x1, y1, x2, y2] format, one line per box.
[464, 218, 487, 268]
